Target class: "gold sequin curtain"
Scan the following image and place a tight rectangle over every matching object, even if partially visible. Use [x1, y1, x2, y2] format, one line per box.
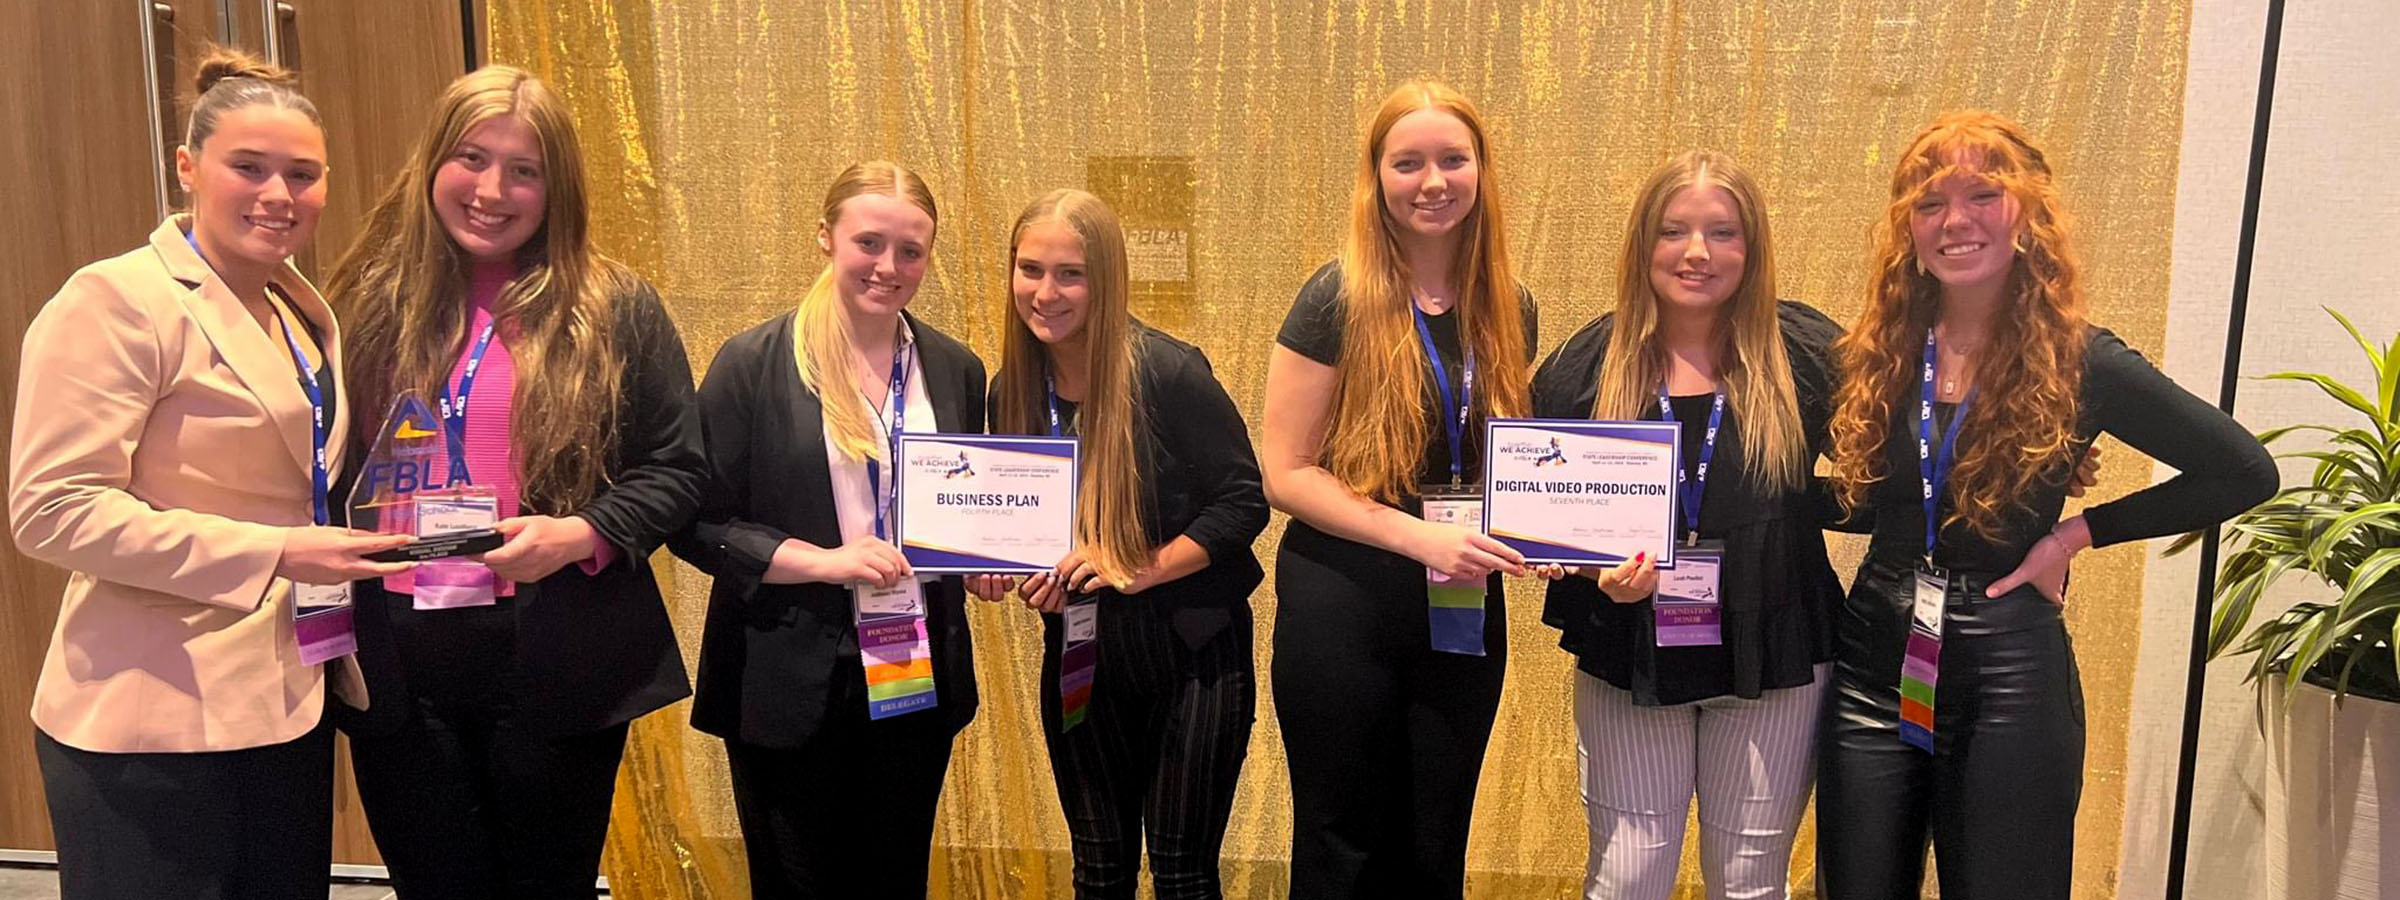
[488, 2, 2188, 896]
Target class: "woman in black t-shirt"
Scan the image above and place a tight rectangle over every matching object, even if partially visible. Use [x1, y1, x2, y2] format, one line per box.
[1258, 80, 1539, 898]
[1819, 111, 2275, 899]
[1532, 151, 1842, 900]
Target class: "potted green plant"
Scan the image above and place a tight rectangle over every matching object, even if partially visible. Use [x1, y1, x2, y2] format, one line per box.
[2167, 307, 2398, 900]
[2172, 308, 2400, 701]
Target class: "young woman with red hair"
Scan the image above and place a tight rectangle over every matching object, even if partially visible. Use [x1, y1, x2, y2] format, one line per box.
[1818, 111, 2275, 898]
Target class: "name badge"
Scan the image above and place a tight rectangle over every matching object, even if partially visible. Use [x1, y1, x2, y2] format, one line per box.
[1419, 484, 1486, 581]
[1911, 567, 1948, 633]
[416, 493, 498, 536]
[1060, 596, 1100, 730]
[1421, 483, 1488, 657]
[1654, 540, 1724, 647]
[1066, 599, 1098, 643]
[292, 581, 355, 665]
[1900, 566, 1949, 752]
[854, 578, 927, 618]
[294, 581, 351, 609]
[854, 574, 939, 719]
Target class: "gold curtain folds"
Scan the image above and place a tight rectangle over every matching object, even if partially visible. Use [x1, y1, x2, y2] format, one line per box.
[489, 2, 2187, 896]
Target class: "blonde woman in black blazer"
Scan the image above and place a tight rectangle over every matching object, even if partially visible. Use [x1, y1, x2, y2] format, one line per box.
[671, 162, 986, 899]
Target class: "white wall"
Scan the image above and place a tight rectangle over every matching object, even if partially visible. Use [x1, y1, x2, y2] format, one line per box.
[2125, 0, 2400, 896]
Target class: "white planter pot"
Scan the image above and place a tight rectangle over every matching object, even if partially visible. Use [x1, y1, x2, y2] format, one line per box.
[2260, 673, 2400, 900]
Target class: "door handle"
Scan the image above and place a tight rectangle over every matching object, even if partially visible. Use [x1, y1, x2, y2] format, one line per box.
[140, 0, 177, 218]
[263, 0, 298, 70]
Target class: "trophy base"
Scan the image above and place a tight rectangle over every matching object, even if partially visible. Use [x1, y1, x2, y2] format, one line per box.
[365, 528, 505, 563]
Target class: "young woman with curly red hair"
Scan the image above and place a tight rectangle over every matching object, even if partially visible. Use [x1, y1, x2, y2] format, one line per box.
[1816, 111, 2276, 898]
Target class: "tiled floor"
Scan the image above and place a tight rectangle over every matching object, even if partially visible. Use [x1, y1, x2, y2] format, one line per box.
[0, 866, 498, 899]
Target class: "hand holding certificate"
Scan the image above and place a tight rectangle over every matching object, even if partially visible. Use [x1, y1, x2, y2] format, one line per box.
[895, 433, 1080, 574]
[1481, 419, 1681, 570]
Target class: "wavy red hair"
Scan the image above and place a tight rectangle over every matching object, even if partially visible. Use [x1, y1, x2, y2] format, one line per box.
[1827, 111, 2088, 540]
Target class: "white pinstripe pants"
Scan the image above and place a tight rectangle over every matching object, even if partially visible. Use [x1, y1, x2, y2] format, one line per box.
[1572, 664, 1828, 900]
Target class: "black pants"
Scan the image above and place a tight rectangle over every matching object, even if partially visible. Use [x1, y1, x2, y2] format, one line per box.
[1271, 530, 1507, 899]
[1041, 598, 1255, 900]
[1818, 560, 2086, 900]
[36, 719, 334, 900]
[348, 600, 628, 900]
[723, 706, 956, 899]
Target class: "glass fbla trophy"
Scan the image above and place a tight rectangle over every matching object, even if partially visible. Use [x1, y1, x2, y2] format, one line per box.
[349, 389, 505, 567]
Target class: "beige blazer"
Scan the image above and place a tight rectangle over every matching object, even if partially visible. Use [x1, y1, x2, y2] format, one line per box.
[9, 215, 367, 753]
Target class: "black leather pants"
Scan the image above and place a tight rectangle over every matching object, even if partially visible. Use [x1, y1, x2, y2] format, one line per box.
[1817, 558, 2085, 900]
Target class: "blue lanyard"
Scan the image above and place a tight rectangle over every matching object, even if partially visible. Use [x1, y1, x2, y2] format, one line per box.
[436, 321, 499, 487]
[1043, 373, 1067, 438]
[1919, 331, 1976, 562]
[188, 229, 328, 525]
[182, 228, 209, 267]
[1656, 384, 1725, 543]
[1410, 304, 1475, 486]
[863, 334, 915, 541]
[272, 311, 332, 526]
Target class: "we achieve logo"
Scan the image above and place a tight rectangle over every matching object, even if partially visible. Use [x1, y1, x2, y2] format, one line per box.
[906, 447, 977, 480]
[1498, 436, 1570, 467]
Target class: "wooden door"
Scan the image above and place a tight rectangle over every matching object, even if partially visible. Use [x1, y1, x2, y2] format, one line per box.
[0, 0, 481, 865]
[0, 0, 173, 855]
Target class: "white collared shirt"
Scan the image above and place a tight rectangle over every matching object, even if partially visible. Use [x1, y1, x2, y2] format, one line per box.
[822, 321, 938, 580]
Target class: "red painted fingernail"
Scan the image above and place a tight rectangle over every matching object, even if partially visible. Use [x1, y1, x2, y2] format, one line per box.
[1635, 552, 1646, 563]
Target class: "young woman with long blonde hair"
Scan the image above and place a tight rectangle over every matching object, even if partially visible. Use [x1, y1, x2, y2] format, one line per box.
[970, 189, 1267, 899]
[1532, 151, 1843, 899]
[674, 162, 986, 898]
[1259, 80, 1538, 896]
[1818, 111, 2274, 897]
[328, 65, 704, 898]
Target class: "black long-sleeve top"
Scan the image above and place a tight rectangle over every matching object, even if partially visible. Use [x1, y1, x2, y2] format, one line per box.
[1534, 301, 1848, 705]
[1860, 327, 2277, 575]
[989, 324, 1269, 649]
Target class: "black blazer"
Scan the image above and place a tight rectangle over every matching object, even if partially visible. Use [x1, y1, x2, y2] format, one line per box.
[988, 325, 1267, 650]
[673, 311, 987, 748]
[336, 277, 704, 738]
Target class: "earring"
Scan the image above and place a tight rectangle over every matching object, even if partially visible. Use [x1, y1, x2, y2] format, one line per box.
[1914, 256, 1929, 277]
[2013, 234, 2029, 254]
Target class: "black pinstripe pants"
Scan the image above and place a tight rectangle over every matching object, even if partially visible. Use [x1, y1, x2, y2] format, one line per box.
[1040, 596, 1256, 900]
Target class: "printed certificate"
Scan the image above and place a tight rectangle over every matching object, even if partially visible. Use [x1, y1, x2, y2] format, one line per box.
[895, 433, 1079, 574]
[1481, 418, 1680, 568]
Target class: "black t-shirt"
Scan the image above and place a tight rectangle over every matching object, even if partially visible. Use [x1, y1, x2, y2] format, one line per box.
[268, 285, 339, 450]
[1274, 260, 1540, 498]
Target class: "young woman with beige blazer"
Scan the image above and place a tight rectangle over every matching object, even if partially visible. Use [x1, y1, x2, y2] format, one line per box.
[7, 50, 411, 900]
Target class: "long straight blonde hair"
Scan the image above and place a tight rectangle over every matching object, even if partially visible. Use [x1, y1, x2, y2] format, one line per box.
[993, 190, 1149, 587]
[330, 65, 625, 513]
[1593, 151, 1806, 492]
[794, 161, 940, 463]
[1324, 80, 1532, 503]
